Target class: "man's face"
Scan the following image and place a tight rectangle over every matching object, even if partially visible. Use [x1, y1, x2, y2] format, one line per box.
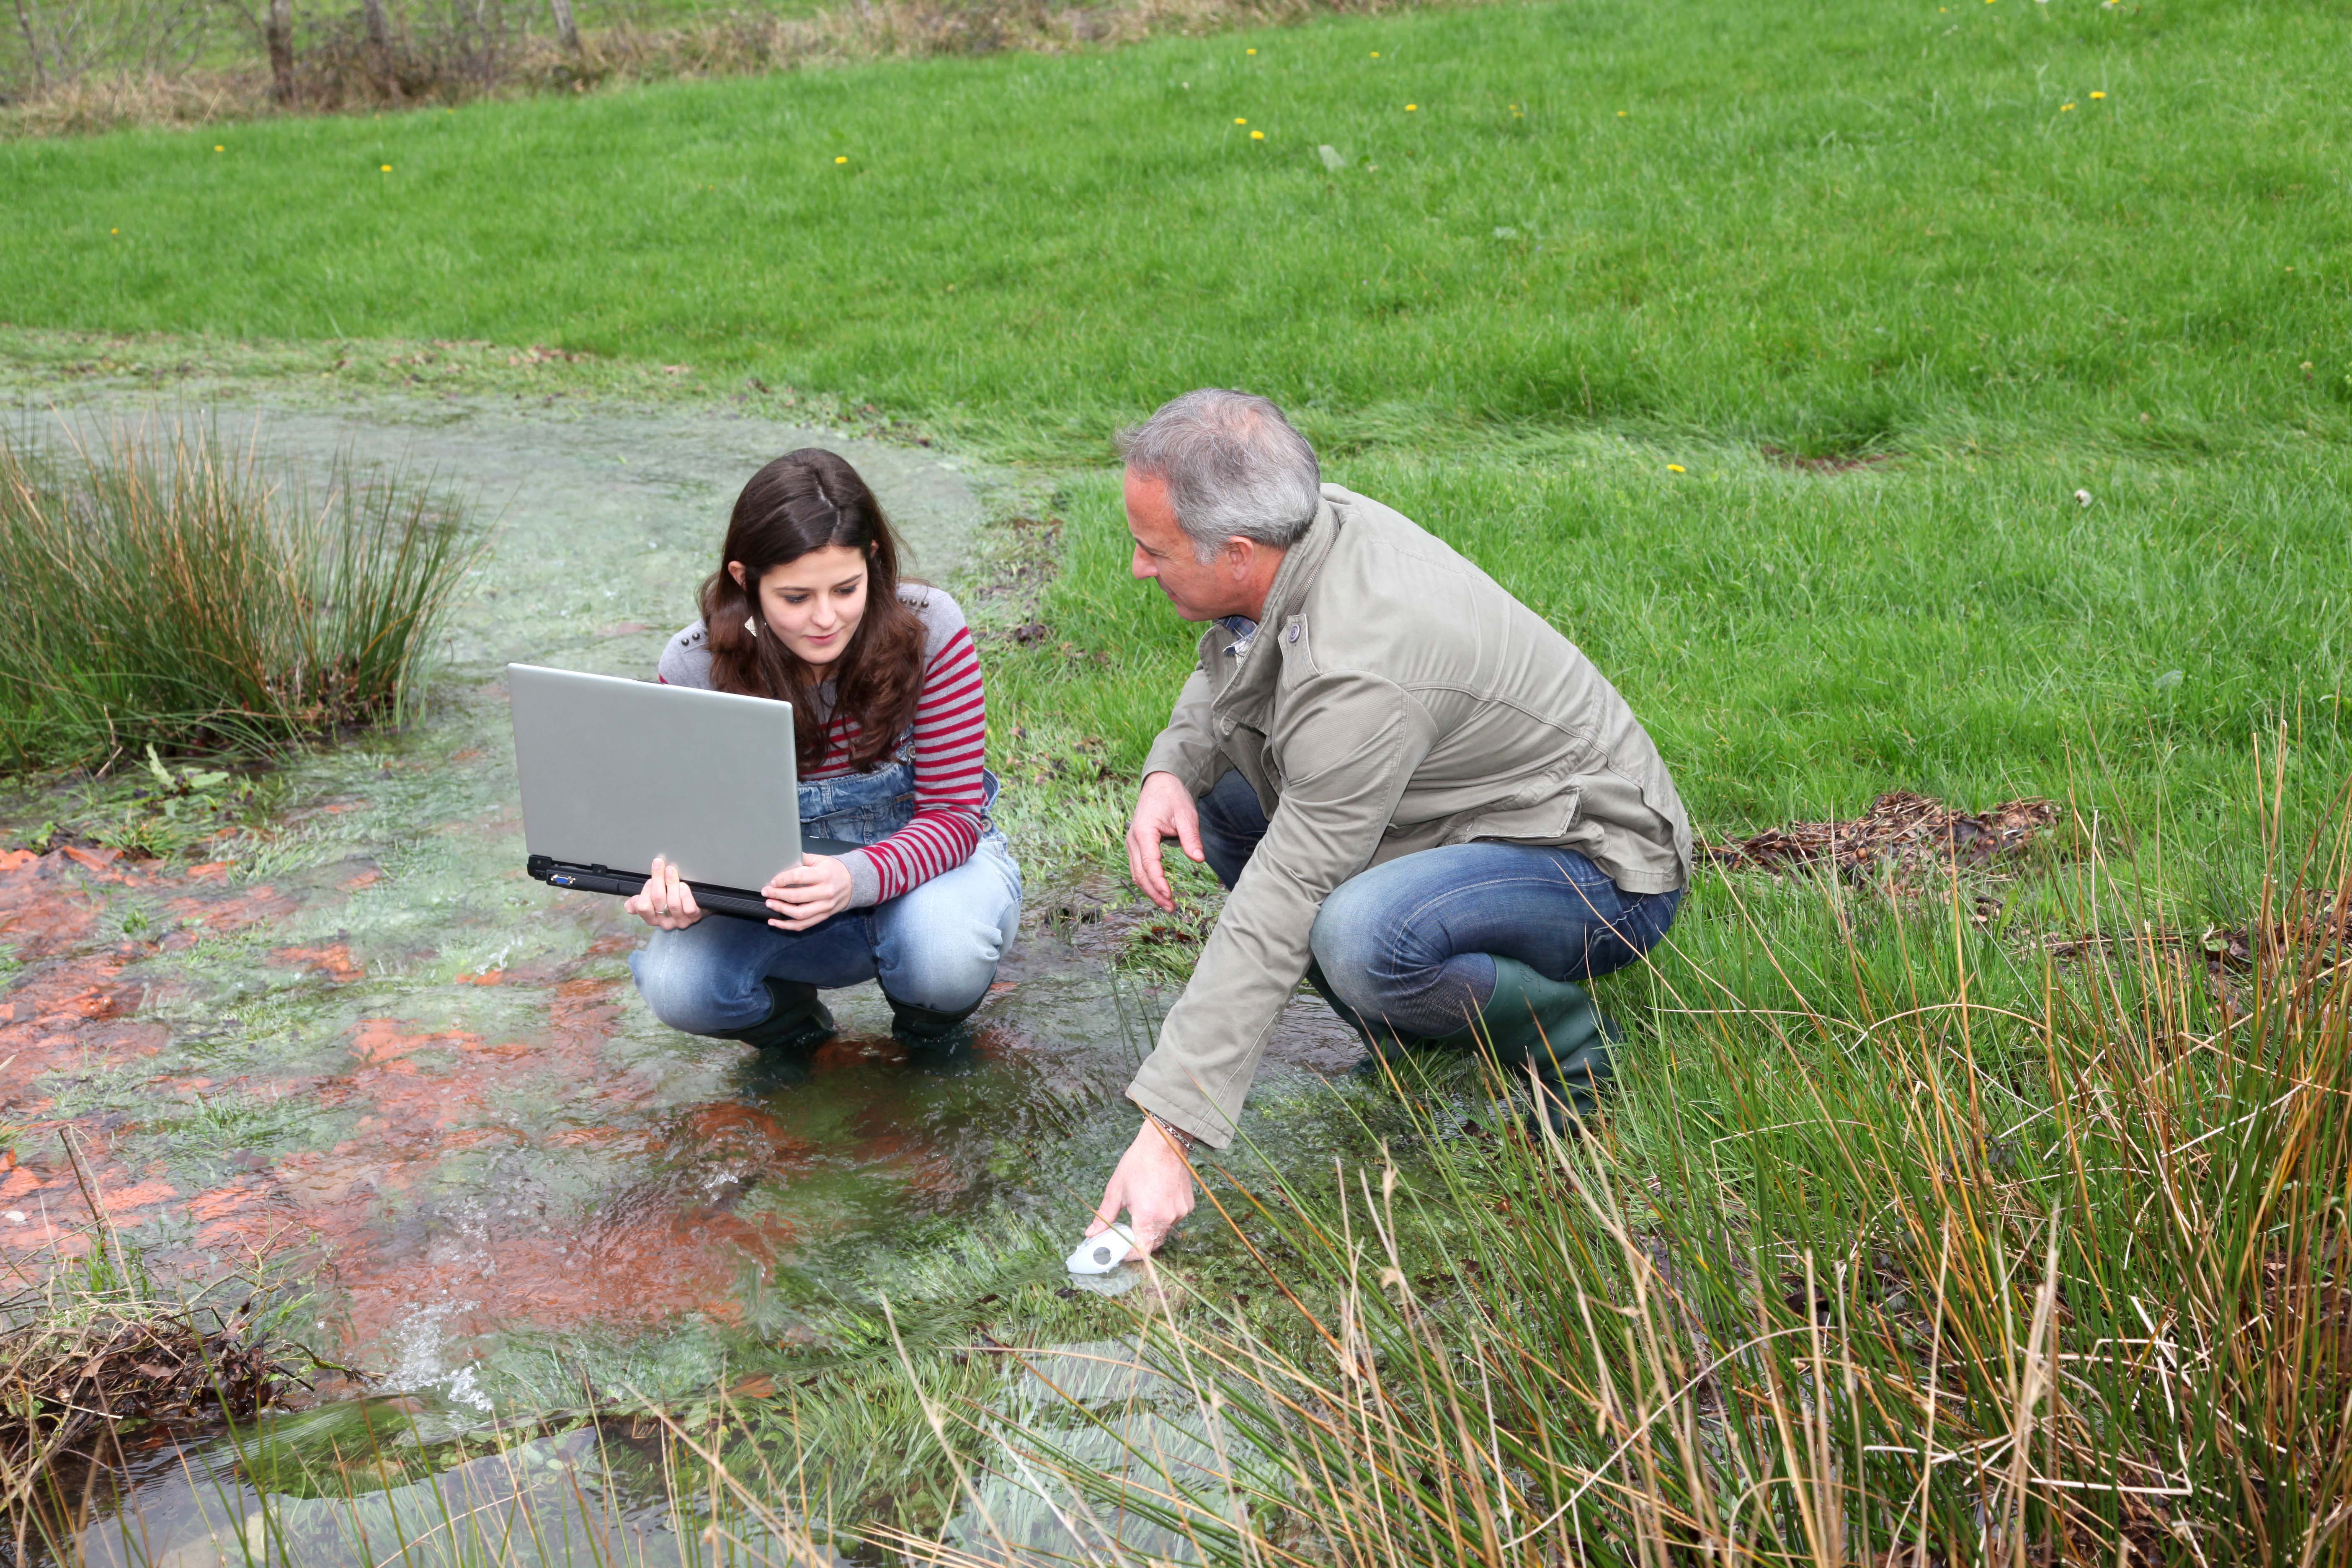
[1126, 469, 1240, 622]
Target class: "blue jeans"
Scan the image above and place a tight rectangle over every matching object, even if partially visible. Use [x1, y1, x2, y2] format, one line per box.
[629, 760, 1022, 1034]
[1194, 769, 1680, 1042]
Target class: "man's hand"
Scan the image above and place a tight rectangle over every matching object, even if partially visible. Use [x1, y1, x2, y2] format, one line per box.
[627, 856, 704, 930]
[763, 853, 854, 931]
[1089, 1116, 1198, 1254]
[1126, 771, 1204, 913]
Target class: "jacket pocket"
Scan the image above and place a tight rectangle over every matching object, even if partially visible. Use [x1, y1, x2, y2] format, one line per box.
[1448, 781, 1583, 846]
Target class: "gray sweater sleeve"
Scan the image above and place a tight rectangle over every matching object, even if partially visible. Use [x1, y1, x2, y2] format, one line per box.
[658, 621, 715, 687]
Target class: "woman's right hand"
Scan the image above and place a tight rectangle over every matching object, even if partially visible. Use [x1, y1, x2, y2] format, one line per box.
[627, 855, 704, 929]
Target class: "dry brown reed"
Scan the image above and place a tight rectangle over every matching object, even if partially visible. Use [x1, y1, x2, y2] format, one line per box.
[873, 769, 2352, 1564]
[3, 0, 1435, 137]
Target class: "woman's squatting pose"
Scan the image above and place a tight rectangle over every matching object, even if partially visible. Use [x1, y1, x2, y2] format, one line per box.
[624, 449, 1021, 1052]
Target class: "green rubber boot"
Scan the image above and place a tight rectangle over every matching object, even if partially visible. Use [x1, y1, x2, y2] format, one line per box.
[718, 978, 837, 1055]
[1473, 957, 1619, 1135]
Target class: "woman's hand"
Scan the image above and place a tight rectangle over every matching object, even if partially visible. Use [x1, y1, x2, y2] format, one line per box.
[627, 856, 704, 930]
[763, 853, 854, 931]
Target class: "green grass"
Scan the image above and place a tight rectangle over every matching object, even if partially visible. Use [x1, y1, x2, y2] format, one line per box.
[942, 830, 2352, 1563]
[5, 0, 2352, 1556]
[3, 0, 2347, 460]
[996, 437, 2350, 891]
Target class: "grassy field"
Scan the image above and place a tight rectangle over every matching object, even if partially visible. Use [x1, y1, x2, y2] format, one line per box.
[5, 0, 2351, 1557]
[6, 0, 2347, 830]
[4, 0, 2348, 458]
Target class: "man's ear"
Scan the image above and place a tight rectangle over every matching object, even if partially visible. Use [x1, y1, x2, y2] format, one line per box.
[727, 560, 748, 591]
[1224, 538, 1255, 578]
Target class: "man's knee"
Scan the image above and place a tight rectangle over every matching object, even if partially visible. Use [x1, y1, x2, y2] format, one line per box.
[1308, 879, 1390, 1013]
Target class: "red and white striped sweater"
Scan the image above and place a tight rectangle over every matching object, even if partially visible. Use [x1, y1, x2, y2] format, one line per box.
[656, 585, 988, 906]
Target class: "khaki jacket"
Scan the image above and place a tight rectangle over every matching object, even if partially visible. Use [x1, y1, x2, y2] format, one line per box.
[1128, 485, 1690, 1148]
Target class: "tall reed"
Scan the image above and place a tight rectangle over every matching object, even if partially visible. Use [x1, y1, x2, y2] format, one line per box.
[901, 775, 2352, 1565]
[0, 418, 479, 772]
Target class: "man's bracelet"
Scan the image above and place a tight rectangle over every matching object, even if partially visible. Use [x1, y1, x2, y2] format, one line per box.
[1146, 1112, 1198, 1155]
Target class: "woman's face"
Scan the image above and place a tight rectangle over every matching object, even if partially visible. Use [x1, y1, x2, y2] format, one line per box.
[732, 544, 870, 667]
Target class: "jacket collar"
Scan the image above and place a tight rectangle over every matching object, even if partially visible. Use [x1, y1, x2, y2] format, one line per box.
[1211, 496, 1337, 721]
[1255, 495, 1337, 633]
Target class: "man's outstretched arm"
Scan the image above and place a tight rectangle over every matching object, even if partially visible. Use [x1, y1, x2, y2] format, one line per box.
[1096, 672, 1434, 1250]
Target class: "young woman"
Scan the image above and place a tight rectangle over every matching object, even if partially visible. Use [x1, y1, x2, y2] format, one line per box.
[625, 449, 1020, 1052]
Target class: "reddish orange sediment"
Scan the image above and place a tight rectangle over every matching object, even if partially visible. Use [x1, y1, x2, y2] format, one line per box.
[0, 839, 1028, 1363]
[273, 943, 367, 983]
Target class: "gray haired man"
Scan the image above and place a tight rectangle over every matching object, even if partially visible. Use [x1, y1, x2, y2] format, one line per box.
[1089, 389, 1691, 1254]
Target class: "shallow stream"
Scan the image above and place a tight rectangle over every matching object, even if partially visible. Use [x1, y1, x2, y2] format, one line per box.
[0, 391, 1372, 1564]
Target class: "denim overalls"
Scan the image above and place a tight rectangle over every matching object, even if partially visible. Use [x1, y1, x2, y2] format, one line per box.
[798, 754, 999, 851]
[629, 755, 1023, 1037]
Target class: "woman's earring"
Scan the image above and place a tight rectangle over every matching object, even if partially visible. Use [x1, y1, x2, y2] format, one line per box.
[745, 616, 759, 637]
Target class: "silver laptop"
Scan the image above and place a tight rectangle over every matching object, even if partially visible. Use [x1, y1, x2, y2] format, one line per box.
[508, 663, 857, 923]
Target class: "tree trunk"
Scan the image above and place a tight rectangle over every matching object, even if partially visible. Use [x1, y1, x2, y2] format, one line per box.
[546, 0, 579, 54]
[265, 0, 294, 103]
[360, 0, 400, 100]
[13, 0, 47, 92]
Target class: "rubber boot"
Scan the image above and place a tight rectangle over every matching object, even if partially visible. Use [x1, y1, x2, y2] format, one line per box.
[717, 977, 836, 1055]
[889, 1001, 983, 1048]
[1473, 957, 1620, 1136]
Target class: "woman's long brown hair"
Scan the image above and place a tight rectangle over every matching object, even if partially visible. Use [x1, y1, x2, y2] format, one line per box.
[699, 449, 925, 774]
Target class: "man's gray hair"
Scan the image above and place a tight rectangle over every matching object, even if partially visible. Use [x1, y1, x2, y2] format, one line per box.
[1120, 389, 1322, 558]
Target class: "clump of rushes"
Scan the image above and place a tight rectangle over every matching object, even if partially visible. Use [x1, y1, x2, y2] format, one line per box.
[923, 776, 2351, 1562]
[0, 419, 479, 771]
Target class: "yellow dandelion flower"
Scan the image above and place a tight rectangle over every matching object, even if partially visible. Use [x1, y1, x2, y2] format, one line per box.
[1617, 110, 1628, 117]
[380, 164, 392, 172]
[2090, 90, 2106, 99]
[111, 227, 119, 234]
[835, 155, 848, 164]
[2061, 101, 2074, 111]
[1405, 103, 1417, 111]
[1235, 117, 1247, 124]
[213, 144, 224, 152]
[1251, 129, 1265, 139]
[1246, 47, 1256, 54]
[1370, 51, 1379, 57]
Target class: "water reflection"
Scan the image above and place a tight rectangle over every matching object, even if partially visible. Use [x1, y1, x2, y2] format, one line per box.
[69, 1408, 830, 1568]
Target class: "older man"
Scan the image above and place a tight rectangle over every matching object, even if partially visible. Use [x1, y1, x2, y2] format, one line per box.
[1090, 389, 1691, 1254]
